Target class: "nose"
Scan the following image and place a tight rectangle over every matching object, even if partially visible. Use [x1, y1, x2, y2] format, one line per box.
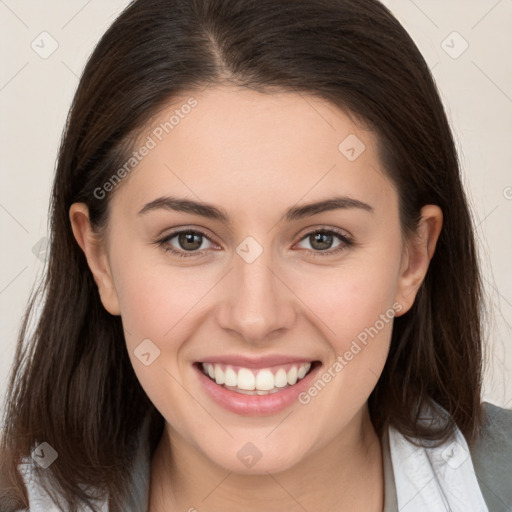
[217, 246, 298, 344]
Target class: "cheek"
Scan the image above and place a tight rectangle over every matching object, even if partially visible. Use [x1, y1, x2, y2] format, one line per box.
[292, 273, 397, 423]
[289, 248, 401, 407]
[113, 263, 212, 346]
[111, 258, 211, 421]
[106, 227, 209, 335]
[293, 253, 401, 345]
[109, 249, 224, 410]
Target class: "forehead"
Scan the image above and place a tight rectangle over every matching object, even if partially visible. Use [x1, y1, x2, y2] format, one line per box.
[110, 85, 397, 222]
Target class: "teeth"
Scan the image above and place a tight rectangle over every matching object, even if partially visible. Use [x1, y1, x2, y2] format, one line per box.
[224, 366, 237, 387]
[287, 366, 298, 386]
[297, 365, 308, 379]
[274, 368, 288, 388]
[214, 365, 224, 385]
[237, 368, 255, 390]
[201, 362, 312, 393]
[255, 369, 274, 390]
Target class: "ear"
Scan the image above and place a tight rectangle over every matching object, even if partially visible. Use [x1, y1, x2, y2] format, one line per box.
[394, 204, 443, 316]
[69, 203, 121, 315]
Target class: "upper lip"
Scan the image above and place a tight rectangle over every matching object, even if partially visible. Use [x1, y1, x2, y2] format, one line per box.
[198, 354, 317, 369]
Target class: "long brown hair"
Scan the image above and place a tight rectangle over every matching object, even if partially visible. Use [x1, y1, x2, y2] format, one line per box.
[1, 0, 485, 510]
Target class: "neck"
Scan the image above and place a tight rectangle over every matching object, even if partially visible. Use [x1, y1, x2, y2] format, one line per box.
[148, 405, 384, 512]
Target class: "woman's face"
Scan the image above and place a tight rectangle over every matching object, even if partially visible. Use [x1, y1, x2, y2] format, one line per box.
[72, 85, 441, 474]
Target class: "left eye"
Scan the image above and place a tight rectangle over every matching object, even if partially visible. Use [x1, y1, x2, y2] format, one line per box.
[296, 229, 350, 252]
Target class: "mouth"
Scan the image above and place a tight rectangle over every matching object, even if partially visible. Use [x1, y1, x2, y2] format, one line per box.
[194, 360, 321, 395]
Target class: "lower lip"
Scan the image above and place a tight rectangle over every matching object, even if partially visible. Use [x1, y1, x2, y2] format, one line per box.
[194, 362, 322, 416]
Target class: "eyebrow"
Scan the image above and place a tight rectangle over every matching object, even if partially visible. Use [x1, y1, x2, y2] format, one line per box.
[138, 195, 374, 223]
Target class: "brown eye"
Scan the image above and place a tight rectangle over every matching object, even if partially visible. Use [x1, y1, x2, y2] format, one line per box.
[177, 232, 204, 251]
[295, 229, 353, 256]
[157, 229, 215, 258]
[309, 232, 335, 251]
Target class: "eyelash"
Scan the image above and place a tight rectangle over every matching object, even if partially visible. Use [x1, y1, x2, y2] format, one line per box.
[156, 228, 354, 259]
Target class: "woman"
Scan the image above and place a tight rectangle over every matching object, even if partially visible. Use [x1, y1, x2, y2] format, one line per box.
[1, 0, 511, 510]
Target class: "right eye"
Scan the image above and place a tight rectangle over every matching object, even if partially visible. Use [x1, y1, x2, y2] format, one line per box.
[157, 229, 217, 258]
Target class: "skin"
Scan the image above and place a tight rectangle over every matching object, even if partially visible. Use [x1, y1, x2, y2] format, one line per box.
[70, 85, 443, 512]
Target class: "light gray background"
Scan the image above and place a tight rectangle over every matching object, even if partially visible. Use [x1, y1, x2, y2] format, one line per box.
[1, 0, 511, 412]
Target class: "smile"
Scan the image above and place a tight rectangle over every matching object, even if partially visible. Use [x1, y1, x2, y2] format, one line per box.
[200, 361, 314, 395]
[194, 358, 322, 416]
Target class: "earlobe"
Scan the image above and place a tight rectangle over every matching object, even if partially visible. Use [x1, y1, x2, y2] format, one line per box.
[394, 205, 443, 316]
[69, 203, 121, 315]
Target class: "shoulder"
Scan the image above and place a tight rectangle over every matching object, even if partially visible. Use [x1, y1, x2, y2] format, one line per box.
[0, 411, 154, 512]
[0, 460, 28, 512]
[469, 401, 512, 511]
[1, 458, 109, 512]
[0, 494, 27, 512]
[0, 461, 62, 512]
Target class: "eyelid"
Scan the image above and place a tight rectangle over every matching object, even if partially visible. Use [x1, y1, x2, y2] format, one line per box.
[156, 225, 219, 246]
[294, 224, 353, 242]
